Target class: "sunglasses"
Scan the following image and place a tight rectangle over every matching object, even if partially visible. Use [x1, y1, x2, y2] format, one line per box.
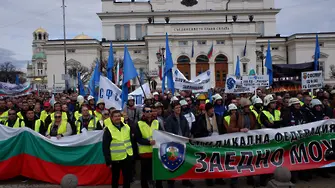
[55, 116, 62, 118]
[9, 113, 16, 115]
[145, 110, 152, 113]
[103, 113, 109, 116]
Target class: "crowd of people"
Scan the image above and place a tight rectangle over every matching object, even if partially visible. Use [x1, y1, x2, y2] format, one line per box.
[0, 87, 334, 188]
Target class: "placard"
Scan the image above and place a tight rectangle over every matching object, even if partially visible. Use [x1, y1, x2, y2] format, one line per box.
[242, 75, 269, 88]
[301, 71, 323, 90]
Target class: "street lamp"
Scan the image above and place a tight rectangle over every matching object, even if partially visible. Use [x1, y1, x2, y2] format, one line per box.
[255, 45, 265, 75]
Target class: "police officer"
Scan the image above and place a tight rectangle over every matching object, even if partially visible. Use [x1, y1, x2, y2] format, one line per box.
[103, 110, 133, 188]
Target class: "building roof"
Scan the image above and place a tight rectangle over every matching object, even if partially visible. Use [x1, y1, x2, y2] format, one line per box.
[73, 33, 91, 39]
[34, 27, 47, 33]
[32, 52, 46, 60]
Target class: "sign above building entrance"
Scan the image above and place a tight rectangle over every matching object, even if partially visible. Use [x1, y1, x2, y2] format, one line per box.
[172, 24, 231, 34]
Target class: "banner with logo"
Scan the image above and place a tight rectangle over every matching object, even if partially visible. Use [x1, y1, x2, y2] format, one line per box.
[225, 75, 255, 93]
[172, 67, 211, 93]
[153, 120, 335, 180]
[242, 75, 269, 88]
[99, 76, 122, 110]
[0, 81, 31, 96]
[301, 71, 323, 90]
[129, 83, 151, 106]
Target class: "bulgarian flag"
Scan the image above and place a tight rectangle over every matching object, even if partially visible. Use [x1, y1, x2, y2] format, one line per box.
[207, 43, 214, 59]
[0, 125, 114, 185]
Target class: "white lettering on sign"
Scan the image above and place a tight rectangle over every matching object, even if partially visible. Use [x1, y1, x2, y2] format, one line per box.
[301, 71, 323, 90]
[173, 26, 231, 33]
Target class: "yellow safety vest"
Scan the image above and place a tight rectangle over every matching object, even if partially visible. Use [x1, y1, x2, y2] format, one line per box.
[0, 110, 9, 123]
[138, 120, 159, 154]
[251, 110, 259, 120]
[5, 118, 25, 128]
[249, 105, 254, 110]
[17, 112, 24, 120]
[224, 116, 231, 126]
[50, 112, 68, 122]
[40, 110, 50, 122]
[74, 110, 93, 120]
[258, 110, 281, 126]
[47, 121, 68, 135]
[205, 99, 210, 104]
[300, 101, 304, 106]
[105, 120, 133, 161]
[34, 119, 42, 132]
[76, 116, 97, 134]
[94, 111, 102, 120]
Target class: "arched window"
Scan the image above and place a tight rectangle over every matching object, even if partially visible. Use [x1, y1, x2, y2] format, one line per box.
[215, 54, 228, 63]
[177, 55, 190, 64]
[34, 33, 37, 40]
[196, 55, 209, 63]
[38, 33, 42, 40]
[43, 34, 46, 40]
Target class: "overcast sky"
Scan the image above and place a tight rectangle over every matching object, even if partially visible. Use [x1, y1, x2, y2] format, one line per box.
[0, 0, 334, 70]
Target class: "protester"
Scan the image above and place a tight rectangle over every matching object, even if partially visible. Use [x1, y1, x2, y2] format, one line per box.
[4, 109, 25, 128]
[25, 109, 45, 135]
[46, 111, 72, 138]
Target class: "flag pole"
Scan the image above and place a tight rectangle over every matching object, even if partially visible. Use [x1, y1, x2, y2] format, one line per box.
[136, 76, 147, 99]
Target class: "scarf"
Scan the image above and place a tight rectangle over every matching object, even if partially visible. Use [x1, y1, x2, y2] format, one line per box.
[205, 113, 218, 133]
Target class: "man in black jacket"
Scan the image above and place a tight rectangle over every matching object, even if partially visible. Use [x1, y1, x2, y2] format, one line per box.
[165, 102, 194, 188]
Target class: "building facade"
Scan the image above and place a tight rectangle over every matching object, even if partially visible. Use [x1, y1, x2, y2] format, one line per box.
[29, 0, 335, 91]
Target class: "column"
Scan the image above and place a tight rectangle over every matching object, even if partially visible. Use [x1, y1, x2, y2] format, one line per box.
[130, 24, 136, 40]
[209, 62, 215, 88]
[190, 62, 196, 80]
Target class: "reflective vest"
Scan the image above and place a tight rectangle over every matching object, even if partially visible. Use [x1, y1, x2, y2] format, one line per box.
[76, 116, 97, 134]
[40, 110, 50, 122]
[251, 110, 259, 120]
[105, 119, 133, 161]
[258, 110, 281, 127]
[5, 118, 25, 128]
[47, 121, 68, 135]
[50, 112, 68, 122]
[137, 120, 159, 154]
[17, 112, 24, 119]
[94, 111, 102, 120]
[205, 99, 210, 104]
[74, 110, 93, 120]
[33, 119, 42, 132]
[300, 101, 304, 106]
[224, 116, 231, 126]
[0, 110, 9, 123]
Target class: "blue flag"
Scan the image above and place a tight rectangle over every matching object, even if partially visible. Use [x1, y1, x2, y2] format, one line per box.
[15, 75, 20, 85]
[88, 59, 100, 101]
[265, 40, 273, 85]
[162, 33, 175, 95]
[107, 42, 114, 81]
[121, 45, 138, 109]
[208, 89, 213, 103]
[235, 56, 241, 77]
[77, 72, 86, 96]
[314, 34, 320, 71]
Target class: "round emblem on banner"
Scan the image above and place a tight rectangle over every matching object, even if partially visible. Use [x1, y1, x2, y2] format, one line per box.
[174, 70, 178, 76]
[207, 71, 210, 76]
[226, 77, 236, 90]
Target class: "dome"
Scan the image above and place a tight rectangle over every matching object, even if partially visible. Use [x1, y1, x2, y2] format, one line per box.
[34, 27, 47, 33]
[32, 52, 46, 60]
[73, 33, 91, 40]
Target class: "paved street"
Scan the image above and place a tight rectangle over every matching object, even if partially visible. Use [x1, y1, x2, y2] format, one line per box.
[1, 175, 335, 188]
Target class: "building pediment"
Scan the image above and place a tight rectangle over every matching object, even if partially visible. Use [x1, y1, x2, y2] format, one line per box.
[312, 52, 329, 59]
[67, 58, 81, 66]
[240, 57, 250, 63]
[272, 55, 286, 61]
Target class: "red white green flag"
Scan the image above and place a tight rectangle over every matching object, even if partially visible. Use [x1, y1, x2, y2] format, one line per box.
[207, 43, 214, 59]
[153, 120, 335, 180]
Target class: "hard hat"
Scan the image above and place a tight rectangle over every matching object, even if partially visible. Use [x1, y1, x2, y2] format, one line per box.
[331, 90, 335, 95]
[251, 95, 259, 104]
[311, 99, 322, 108]
[128, 95, 135, 101]
[263, 94, 276, 106]
[153, 92, 159, 96]
[197, 94, 206, 100]
[154, 102, 163, 108]
[240, 98, 251, 107]
[289, 98, 300, 107]
[145, 94, 153, 100]
[97, 99, 105, 105]
[77, 95, 84, 104]
[179, 99, 188, 106]
[87, 95, 94, 101]
[228, 104, 238, 111]
[212, 94, 223, 102]
[253, 98, 263, 105]
[171, 96, 179, 102]
[175, 92, 181, 97]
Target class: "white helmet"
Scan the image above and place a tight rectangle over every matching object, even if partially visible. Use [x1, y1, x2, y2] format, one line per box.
[263, 94, 276, 106]
[311, 99, 322, 108]
[128, 95, 134, 101]
[251, 95, 259, 104]
[212, 94, 223, 103]
[289, 98, 300, 107]
[228, 104, 238, 112]
[179, 99, 188, 106]
[87, 95, 94, 101]
[153, 92, 159, 96]
[175, 92, 181, 97]
[171, 96, 179, 101]
[145, 94, 153, 100]
[77, 95, 84, 104]
[253, 98, 263, 105]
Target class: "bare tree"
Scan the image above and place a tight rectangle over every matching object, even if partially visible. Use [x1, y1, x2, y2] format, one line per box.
[68, 63, 90, 84]
[0, 62, 23, 83]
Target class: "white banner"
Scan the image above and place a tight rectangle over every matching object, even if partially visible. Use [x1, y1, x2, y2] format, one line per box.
[172, 67, 211, 93]
[129, 83, 151, 106]
[301, 71, 323, 90]
[242, 75, 269, 88]
[99, 76, 122, 110]
[225, 75, 255, 93]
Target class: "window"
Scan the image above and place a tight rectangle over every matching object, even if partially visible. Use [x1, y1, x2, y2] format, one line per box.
[216, 40, 225, 45]
[242, 63, 247, 74]
[197, 40, 206, 45]
[67, 49, 76, 53]
[272, 47, 279, 51]
[178, 41, 188, 46]
[124, 24, 130, 40]
[134, 50, 141, 54]
[115, 24, 121, 40]
[136, 24, 142, 40]
[37, 62, 43, 69]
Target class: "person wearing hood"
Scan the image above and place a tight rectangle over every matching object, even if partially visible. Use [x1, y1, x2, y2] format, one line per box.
[95, 99, 106, 120]
[180, 99, 196, 133]
[124, 95, 142, 123]
[212, 94, 227, 117]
